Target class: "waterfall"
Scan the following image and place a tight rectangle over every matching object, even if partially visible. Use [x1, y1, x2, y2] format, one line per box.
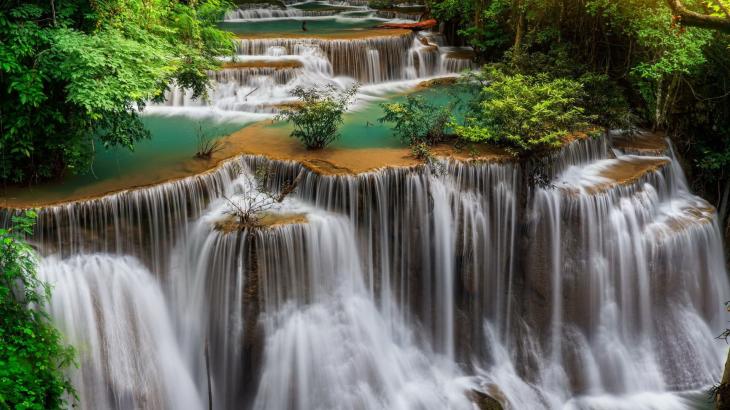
[5, 135, 728, 410]
[38, 254, 202, 410]
[365, 48, 382, 83]
[250, 213, 472, 410]
[159, 29, 476, 111]
[20, 157, 244, 273]
[165, 167, 474, 409]
[375, 10, 423, 21]
[234, 34, 416, 83]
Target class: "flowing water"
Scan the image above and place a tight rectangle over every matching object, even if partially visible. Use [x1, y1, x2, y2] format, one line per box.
[12, 134, 728, 410]
[4, 1, 728, 409]
[159, 0, 474, 113]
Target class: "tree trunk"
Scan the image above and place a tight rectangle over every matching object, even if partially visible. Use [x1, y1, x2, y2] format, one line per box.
[661, 74, 681, 127]
[717, 347, 730, 410]
[205, 339, 213, 410]
[513, 1, 526, 60]
[654, 76, 665, 130]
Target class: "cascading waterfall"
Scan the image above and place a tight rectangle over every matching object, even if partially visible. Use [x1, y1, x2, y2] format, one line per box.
[233, 34, 417, 83]
[12, 1, 727, 409]
[473, 141, 729, 410]
[165, 168, 474, 409]
[365, 48, 383, 83]
[160, 26, 475, 111]
[375, 10, 423, 20]
[7, 135, 728, 409]
[404, 36, 441, 79]
[38, 254, 202, 410]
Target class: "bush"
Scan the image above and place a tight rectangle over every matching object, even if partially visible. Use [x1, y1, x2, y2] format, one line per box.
[0, 211, 77, 410]
[410, 142, 432, 160]
[276, 85, 358, 149]
[379, 95, 451, 146]
[453, 66, 591, 158]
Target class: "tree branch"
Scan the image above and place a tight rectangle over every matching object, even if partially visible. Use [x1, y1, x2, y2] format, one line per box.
[666, 0, 730, 33]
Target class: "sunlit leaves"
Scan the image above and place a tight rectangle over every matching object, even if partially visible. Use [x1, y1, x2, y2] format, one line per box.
[276, 85, 359, 149]
[453, 67, 591, 157]
[0, 0, 234, 183]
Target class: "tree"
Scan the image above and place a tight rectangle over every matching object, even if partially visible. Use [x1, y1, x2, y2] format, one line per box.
[0, 0, 234, 184]
[0, 211, 77, 410]
[453, 67, 590, 158]
[276, 84, 358, 149]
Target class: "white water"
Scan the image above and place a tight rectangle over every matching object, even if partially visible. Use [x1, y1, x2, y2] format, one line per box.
[157, 0, 474, 114]
[38, 254, 202, 410]
[20, 136, 728, 410]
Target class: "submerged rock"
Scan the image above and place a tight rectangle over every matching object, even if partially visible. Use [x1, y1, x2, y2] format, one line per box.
[469, 388, 505, 410]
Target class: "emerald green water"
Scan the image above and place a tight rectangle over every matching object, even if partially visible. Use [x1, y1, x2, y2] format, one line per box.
[1, 115, 256, 203]
[220, 17, 381, 35]
[90, 115, 250, 179]
[268, 85, 467, 149]
[2, 85, 466, 204]
[335, 87, 465, 148]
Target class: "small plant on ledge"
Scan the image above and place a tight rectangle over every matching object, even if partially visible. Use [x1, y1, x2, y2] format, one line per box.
[194, 122, 224, 159]
[218, 165, 305, 231]
[276, 84, 359, 150]
[452, 66, 592, 160]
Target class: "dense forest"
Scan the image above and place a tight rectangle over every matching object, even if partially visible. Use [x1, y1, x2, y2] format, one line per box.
[426, 0, 730, 242]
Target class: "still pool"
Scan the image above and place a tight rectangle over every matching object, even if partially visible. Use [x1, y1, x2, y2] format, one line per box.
[0, 84, 467, 206]
[220, 17, 383, 36]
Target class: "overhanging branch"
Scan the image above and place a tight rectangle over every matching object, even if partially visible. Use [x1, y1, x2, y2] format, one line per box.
[666, 0, 730, 33]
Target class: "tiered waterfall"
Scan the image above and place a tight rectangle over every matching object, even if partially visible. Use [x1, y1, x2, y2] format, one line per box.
[5, 134, 728, 410]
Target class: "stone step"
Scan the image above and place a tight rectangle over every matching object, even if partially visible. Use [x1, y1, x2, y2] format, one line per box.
[556, 155, 670, 195]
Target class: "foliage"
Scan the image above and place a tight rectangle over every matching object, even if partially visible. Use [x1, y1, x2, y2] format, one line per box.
[276, 84, 358, 149]
[0, 0, 234, 184]
[368, 0, 394, 9]
[411, 142, 433, 160]
[453, 66, 590, 158]
[379, 95, 451, 146]
[428, 0, 728, 215]
[430, 0, 511, 56]
[0, 211, 77, 410]
[578, 73, 636, 131]
[665, 36, 730, 212]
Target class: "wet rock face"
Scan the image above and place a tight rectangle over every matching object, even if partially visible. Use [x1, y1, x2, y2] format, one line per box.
[470, 389, 504, 410]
